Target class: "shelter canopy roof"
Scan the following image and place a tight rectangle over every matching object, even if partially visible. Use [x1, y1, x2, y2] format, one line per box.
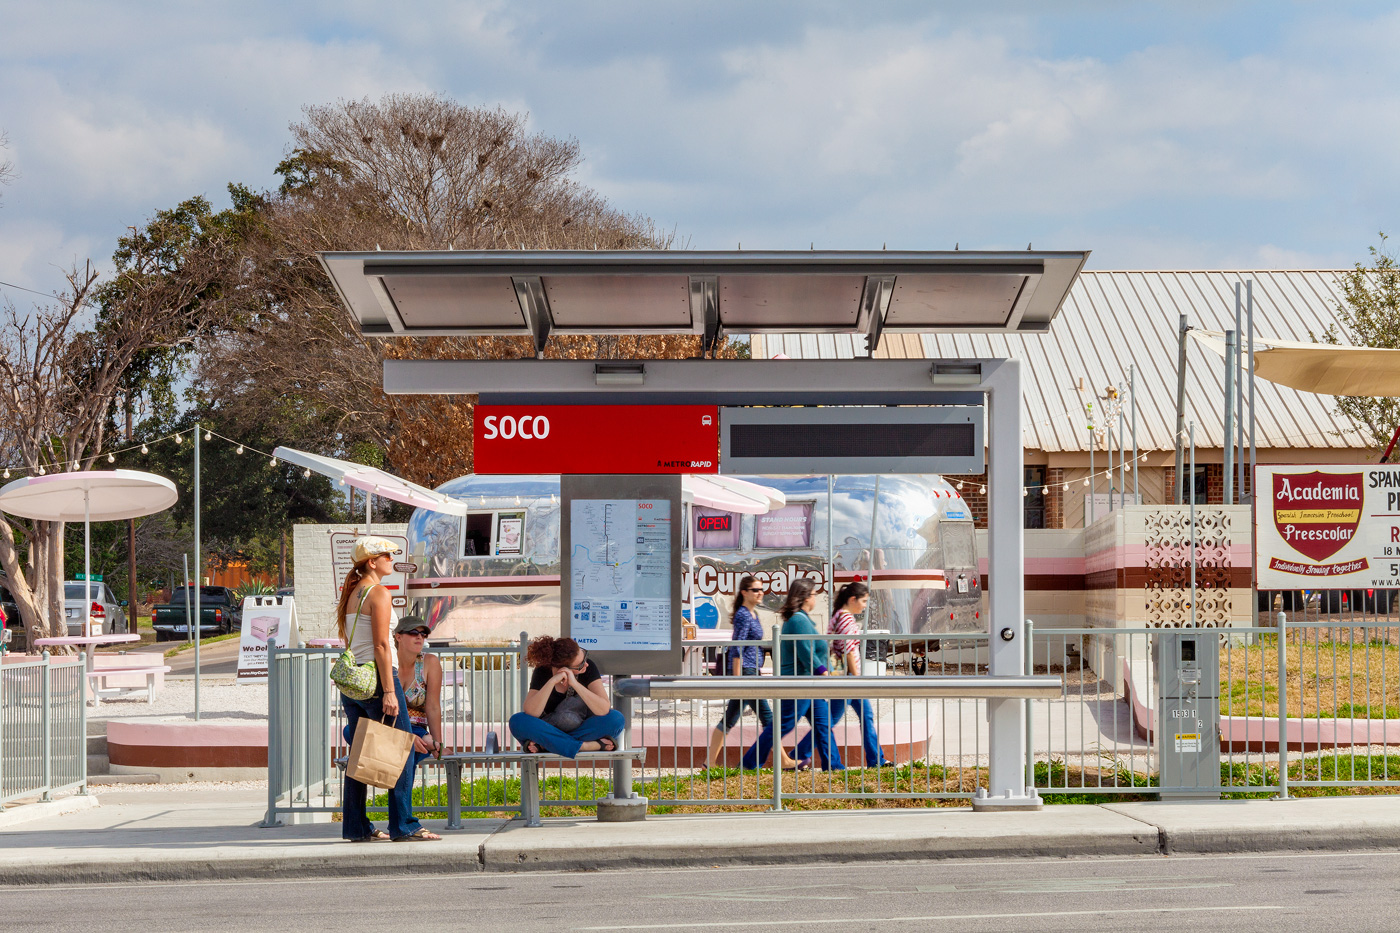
[319, 249, 1089, 352]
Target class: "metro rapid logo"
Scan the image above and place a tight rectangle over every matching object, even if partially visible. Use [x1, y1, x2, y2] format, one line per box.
[1273, 471, 1362, 562]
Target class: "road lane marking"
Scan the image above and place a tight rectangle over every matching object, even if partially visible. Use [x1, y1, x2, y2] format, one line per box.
[578, 904, 1289, 930]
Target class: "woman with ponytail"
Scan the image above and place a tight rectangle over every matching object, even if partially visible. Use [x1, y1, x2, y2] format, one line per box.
[704, 577, 796, 769]
[336, 537, 438, 842]
[509, 635, 624, 758]
[740, 578, 844, 772]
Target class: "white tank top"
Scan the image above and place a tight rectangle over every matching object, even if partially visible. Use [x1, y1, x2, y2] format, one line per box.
[344, 586, 399, 667]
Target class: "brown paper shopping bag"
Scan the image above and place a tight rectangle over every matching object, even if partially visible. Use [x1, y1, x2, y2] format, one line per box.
[346, 715, 413, 788]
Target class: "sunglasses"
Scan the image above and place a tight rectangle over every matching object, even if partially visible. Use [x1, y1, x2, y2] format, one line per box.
[743, 587, 763, 593]
[564, 651, 589, 673]
[402, 629, 430, 638]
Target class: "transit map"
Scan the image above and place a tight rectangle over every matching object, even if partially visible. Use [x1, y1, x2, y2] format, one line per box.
[569, 498, 672, 651]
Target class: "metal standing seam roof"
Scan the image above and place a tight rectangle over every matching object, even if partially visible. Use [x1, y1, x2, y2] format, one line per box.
[755, 270, 1370, 454]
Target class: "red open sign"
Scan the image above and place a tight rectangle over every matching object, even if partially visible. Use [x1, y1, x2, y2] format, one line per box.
[696, 514, 731, 532]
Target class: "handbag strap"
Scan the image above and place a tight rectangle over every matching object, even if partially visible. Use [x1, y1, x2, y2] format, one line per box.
[345, 583, 382, 644]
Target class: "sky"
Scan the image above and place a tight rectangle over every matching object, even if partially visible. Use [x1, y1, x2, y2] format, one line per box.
[1, 1, 1398, 298]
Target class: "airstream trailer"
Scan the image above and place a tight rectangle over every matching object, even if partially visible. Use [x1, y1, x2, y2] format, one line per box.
[405, 474, 981, 646]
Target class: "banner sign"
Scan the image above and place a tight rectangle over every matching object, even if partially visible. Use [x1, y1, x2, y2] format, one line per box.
[474, 405, 718, 475]
[236, 596, 299, 682]
[1255, 465, 1400, 588]
[330, 532, 410, 609]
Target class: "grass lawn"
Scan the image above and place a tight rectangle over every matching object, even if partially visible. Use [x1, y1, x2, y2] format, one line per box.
[162, 631, 240, 657]
[1221, 634, 1400, 719]
[368, 754, 1400, 818]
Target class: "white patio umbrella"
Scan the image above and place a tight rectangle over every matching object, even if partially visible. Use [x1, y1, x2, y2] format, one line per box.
[272, 446, 469, 526]
[682, 474, 785, 515]
[0, 469, 179, 625]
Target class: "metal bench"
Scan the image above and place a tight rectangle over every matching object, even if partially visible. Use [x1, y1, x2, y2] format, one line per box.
[336, 732, 646, 829]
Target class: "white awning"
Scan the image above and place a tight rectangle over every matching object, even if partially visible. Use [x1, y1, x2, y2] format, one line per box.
[271, 446, 468, 517]
[1190, 329, 1400, 397]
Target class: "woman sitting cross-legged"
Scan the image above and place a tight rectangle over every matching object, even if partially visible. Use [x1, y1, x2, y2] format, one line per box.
[508, 635, 625, 758]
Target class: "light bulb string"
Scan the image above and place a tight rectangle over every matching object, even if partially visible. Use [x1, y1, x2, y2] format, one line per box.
[0, 427, 285, 481]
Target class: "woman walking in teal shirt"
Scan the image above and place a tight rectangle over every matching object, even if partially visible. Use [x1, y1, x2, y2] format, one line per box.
[740, 579, 844, 771]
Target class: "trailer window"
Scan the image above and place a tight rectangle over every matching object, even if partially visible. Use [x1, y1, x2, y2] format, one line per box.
[755, 502, 814, 549]
[693, 507, 741, 549]
[462, 510, 526, 557]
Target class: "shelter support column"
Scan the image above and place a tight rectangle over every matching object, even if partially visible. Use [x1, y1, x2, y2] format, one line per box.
[974, 359, 1042, 811]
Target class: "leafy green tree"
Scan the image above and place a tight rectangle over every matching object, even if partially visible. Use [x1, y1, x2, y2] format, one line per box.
[1320, 234, 1400, 454]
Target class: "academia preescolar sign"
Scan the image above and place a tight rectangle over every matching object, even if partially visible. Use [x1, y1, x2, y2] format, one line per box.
[1256, 464, 1400, 588]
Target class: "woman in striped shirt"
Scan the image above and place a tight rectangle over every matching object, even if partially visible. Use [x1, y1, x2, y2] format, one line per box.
[806, 581, 892, 768]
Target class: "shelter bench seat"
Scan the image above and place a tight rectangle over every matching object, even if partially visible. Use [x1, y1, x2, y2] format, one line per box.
[86, 665, 171, 703]
[336, 733, 646, 829]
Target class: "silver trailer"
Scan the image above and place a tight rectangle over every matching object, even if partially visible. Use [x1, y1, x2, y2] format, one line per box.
[405, 474, 980, 645]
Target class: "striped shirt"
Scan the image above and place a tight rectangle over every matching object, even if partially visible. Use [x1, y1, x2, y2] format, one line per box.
[829, 609, 859, 660]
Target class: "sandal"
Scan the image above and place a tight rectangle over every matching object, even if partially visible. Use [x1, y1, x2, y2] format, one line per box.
[523, 741, 543, 754]
[393, 828, 441, 841]
[347, 829, 390, 842]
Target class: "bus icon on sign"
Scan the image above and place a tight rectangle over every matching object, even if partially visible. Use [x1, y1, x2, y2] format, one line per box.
[701, 415, 712, 426]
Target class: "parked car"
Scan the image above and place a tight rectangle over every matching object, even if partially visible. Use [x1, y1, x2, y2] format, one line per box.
[274, 585, 294, 598]
[62, 581, 129, 636]
[151, 585, 242, 640]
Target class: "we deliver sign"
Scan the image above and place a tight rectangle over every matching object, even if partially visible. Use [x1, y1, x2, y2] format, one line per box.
[1256, 464, 1400, 588]
[474, 405, 718, 474]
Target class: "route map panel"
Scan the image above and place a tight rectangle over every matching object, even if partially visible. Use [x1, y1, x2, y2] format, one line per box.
[569, 498, 672, 651]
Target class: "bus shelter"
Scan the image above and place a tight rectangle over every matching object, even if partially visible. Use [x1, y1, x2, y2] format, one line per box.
[318, 248, 1089, 810]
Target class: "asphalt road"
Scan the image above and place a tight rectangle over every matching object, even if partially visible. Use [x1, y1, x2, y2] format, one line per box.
[164, 636, 240, 675]
[2, 850, 1395, 932]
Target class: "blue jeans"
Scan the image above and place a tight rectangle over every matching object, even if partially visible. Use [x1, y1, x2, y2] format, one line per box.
[341, 677, 421, 840]
[509, 709, 625, 759]
[740, 699, 844, 771]
[815, 698, 889, 766]
[720, 667, 773, 731]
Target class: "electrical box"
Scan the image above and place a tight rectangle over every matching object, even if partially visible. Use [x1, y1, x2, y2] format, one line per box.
[1155, 631, 1220, 798]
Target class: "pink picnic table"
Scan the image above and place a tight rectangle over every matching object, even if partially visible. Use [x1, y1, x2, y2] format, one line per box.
[33, 633, 140, 705]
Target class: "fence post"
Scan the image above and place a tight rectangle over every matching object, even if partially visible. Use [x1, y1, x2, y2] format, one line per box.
[770, 625, 782, 812]
[41, 651, 52, 802]
[1276, 611, 1289, 800]
[78, 654, 89, 795]
[262, 638, 284, 827]
[1024, 619, 1036, 791]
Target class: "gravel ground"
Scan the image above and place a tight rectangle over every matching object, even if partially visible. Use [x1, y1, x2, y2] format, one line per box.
[87, 677, 266, 729]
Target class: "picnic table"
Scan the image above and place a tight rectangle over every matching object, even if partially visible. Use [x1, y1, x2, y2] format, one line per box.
[33, 633, 140, 706]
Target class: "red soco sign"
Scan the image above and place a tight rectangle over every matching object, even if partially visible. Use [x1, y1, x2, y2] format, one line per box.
[473, 404, 719, 475]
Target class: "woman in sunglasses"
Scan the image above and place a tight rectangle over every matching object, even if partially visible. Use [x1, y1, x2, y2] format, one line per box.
[394, 615, 444, 773]
[509, 635, 624, 758]
[705, 576, 797, 770]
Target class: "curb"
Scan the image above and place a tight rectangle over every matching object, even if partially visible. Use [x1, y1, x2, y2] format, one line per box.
[0, 794, 101, 830]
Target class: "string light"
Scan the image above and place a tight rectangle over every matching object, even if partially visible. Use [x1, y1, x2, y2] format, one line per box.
[140, 443, 148, 454]
[270, 457, 278, 467]
[1041, 486, 1048, 494]
[235, 445, 243, 454]
[173, 433, 182, 445]
[107, 453, 114, 463]
[978, 485, 986, 495]
[2, 469, 8, 479]
[1023, 487, 1028, 497]
[37, 466, 45, 475]
[303, 468, 312, 478]
[1062, 482, 1069, 491]
[204, 431, 211, 441]
[956, 481, 964, 490]
[1083, 477, 1090, 486]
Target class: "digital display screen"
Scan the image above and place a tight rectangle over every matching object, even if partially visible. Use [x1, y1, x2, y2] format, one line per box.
[730, 422, 976, 459]
[1181, 640, 1196, 663]
[696, 515, 731, 532]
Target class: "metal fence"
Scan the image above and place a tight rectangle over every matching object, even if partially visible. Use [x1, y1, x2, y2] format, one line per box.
[1, 653, 86, 808]
[268, 603, 1400, 823]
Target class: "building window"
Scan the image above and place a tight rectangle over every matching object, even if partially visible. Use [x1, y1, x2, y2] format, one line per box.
[1024, 466, 1046, 529]
[1180, 467, 1207, 505]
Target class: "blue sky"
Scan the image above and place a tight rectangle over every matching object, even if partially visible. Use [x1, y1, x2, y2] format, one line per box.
[1, 1, 1397, 297]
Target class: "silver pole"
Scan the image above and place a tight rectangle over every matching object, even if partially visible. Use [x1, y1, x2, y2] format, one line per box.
[1248, 280, 1259, 625]
[1237, 282, 1248, 501]
[83, 490, 91, 636]
[1223, 331, 1236, 505]
[1130, 365, 1138, 501]
[1173, 316, 1191, 504]
[365, 487, 372, 533]
[1117, 383, 1126, 512]
[865, 475, 880, 635]
[193, 423, 200, 620]
[1087, 406, 1096, 525]
[1107, 413, 1115, 510]
[1189, 423, 1197, 627]
[826, 474, 834, 605]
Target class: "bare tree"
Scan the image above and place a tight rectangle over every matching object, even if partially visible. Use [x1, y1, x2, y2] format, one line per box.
[0, 130, 14, 206]
[199, 94, 719, 487]
[0, 200, 235, 648]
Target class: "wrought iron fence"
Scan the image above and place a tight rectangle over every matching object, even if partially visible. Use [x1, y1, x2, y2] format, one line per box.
[1, 653, 86, 808]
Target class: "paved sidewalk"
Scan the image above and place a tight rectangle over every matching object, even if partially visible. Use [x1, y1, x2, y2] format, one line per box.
[3, 788, 1400, 885]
